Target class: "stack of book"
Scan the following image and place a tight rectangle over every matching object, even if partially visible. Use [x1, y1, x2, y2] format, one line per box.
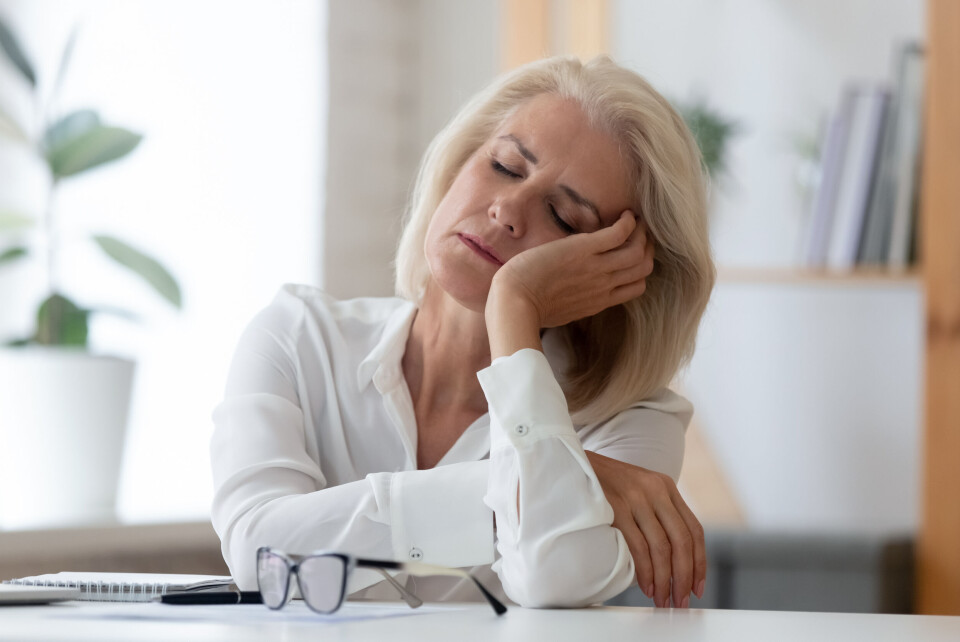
[803, 43, 925, 272]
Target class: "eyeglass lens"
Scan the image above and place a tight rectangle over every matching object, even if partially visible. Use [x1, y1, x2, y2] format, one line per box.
[257, 550, 291, 609]
[298, 555, 347, 613]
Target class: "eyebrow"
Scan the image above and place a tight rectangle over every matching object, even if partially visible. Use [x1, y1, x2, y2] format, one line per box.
[497, 134, 602, 226]
[498, 134, 538, 163]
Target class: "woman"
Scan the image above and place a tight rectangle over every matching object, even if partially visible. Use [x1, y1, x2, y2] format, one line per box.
[211, 55, 715, 609]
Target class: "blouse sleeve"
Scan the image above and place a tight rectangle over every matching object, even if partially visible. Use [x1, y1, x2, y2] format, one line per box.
[209, 294, 494, 591]
[478, 348, 688, 608]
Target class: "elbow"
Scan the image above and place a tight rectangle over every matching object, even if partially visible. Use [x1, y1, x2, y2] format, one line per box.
[212, 500, 270, 591]
[500, 559, 610, 608]
[221, 527, 260, 591]
[497, 535, 632, 608]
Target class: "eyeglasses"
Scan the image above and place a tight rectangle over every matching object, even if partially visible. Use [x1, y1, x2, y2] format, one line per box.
[256, 547, 507, 616]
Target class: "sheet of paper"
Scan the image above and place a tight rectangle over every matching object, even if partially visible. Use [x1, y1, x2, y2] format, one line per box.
[51, 600, 469, 625]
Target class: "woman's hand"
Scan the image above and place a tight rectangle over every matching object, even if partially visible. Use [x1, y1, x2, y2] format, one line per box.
[585, 450, 706, 608]
[484, 210, 654, 360]
[489, 210, 655, 329]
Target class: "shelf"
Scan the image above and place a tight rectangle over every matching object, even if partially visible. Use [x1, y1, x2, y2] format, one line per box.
[716, 266, 923, 286]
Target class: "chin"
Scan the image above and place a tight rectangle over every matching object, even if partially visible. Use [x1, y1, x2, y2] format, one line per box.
[426, 254, 491, 314]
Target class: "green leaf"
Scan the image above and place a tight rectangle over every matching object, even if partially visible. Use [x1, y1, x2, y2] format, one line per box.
[93, 235, 182, 308]
[35, 293, 89, 347]
[0, 102, 29, 143]
[44, 108, 100, 152]
[0, 210, 34, 231]
[0, 16, 36, 87]
[0, 245, 28, 265]
[4, 337, 30, 347]
[677, 99, 739, 179]
[46, 124, 142, 179]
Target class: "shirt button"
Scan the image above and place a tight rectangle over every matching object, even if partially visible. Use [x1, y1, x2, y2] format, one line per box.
[409, 547, 423, 561]
[515, 424, 529, 436]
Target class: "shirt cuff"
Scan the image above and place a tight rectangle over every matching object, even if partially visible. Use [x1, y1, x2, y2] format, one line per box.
[477, 348, 577, 453]
[387, 460, 494, 567]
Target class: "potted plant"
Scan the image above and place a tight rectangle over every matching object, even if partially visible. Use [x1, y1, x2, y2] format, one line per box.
[0, 16, 181, 529]
[675, 96, 739, 183]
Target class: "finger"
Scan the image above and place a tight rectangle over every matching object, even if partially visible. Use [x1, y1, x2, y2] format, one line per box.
[627, 217, 648, 246]
[635, 506, 672, 608]
[618, 521, 654, 599]
[608, 249, 655, 286]
[607, 269, 649, 301]
[587, 210, 636, 252]
[601, 221, 652, 270]
[610, 277, 648, 304]
[671, 487, 707, 600]
[653, 497, 695, 609]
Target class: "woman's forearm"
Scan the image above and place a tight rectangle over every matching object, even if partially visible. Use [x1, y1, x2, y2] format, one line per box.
[478, 349, 635, 607]
[211, 395, 495, 590]
[484, 281, 543, 360]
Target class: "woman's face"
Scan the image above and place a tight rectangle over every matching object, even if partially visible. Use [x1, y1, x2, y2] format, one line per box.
[424, 93, 633, 311]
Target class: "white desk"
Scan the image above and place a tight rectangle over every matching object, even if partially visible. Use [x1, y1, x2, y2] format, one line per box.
[1, 601, 959, 641]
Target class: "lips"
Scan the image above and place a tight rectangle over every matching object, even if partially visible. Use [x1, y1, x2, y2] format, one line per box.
[458, 233, 504, 266]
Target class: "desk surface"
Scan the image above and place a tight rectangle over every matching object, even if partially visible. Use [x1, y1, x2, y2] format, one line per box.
[1, 601, 959, 642]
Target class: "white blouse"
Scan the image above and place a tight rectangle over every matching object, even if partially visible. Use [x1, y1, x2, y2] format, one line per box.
[210, 284, 692, 607]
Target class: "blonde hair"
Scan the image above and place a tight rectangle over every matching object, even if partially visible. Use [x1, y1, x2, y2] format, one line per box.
[395, 56, 715, 424]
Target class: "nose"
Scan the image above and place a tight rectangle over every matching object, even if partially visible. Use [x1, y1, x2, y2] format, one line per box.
[488, 189, 530, 237]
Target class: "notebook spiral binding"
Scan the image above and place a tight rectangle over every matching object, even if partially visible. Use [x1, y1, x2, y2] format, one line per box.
[9, 578, 170, 602]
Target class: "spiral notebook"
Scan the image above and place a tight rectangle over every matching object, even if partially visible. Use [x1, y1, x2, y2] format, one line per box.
[2, 572, 233, 602]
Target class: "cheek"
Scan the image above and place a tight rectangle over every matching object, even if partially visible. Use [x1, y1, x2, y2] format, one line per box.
[423, 214, 443, 269]
[443, 161, 491, 215]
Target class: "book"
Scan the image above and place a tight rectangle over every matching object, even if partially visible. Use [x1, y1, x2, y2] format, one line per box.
[886, 44, 925, 270]
[1, 572, 233, 603]
[859, 43, 925, 267]
[804, 86, 855, 267]
[826, 84, 888, 270]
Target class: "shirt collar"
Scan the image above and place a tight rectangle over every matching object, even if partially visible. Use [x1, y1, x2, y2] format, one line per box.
[356, 299, 418, 392]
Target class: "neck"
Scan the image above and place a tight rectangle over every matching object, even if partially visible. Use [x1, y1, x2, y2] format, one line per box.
[402, 283, 491, 415]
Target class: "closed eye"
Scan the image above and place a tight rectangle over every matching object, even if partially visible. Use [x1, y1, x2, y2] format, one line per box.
[549, 205, 576, 235]
[491, 160, 520, 178]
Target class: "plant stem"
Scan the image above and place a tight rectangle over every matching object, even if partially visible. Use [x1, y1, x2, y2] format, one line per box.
[44, 179, 58, 294]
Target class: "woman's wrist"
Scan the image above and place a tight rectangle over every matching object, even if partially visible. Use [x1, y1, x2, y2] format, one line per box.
[485, 278, 543, 360]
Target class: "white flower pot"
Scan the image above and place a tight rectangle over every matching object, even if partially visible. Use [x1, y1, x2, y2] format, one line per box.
[0, 348, 135, 530]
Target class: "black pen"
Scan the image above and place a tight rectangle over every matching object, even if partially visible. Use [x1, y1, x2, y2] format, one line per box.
[161, 591, 262, 605]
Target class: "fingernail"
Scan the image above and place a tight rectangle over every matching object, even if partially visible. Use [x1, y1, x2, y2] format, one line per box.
[646, 584, 654, 599]
[681, 595, 690, 609]
[697, 579, 705, 599]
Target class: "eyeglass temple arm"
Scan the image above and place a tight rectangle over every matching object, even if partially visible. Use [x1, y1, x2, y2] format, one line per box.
[369, 567, 423, 608]
[401, 561, 508, 616]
